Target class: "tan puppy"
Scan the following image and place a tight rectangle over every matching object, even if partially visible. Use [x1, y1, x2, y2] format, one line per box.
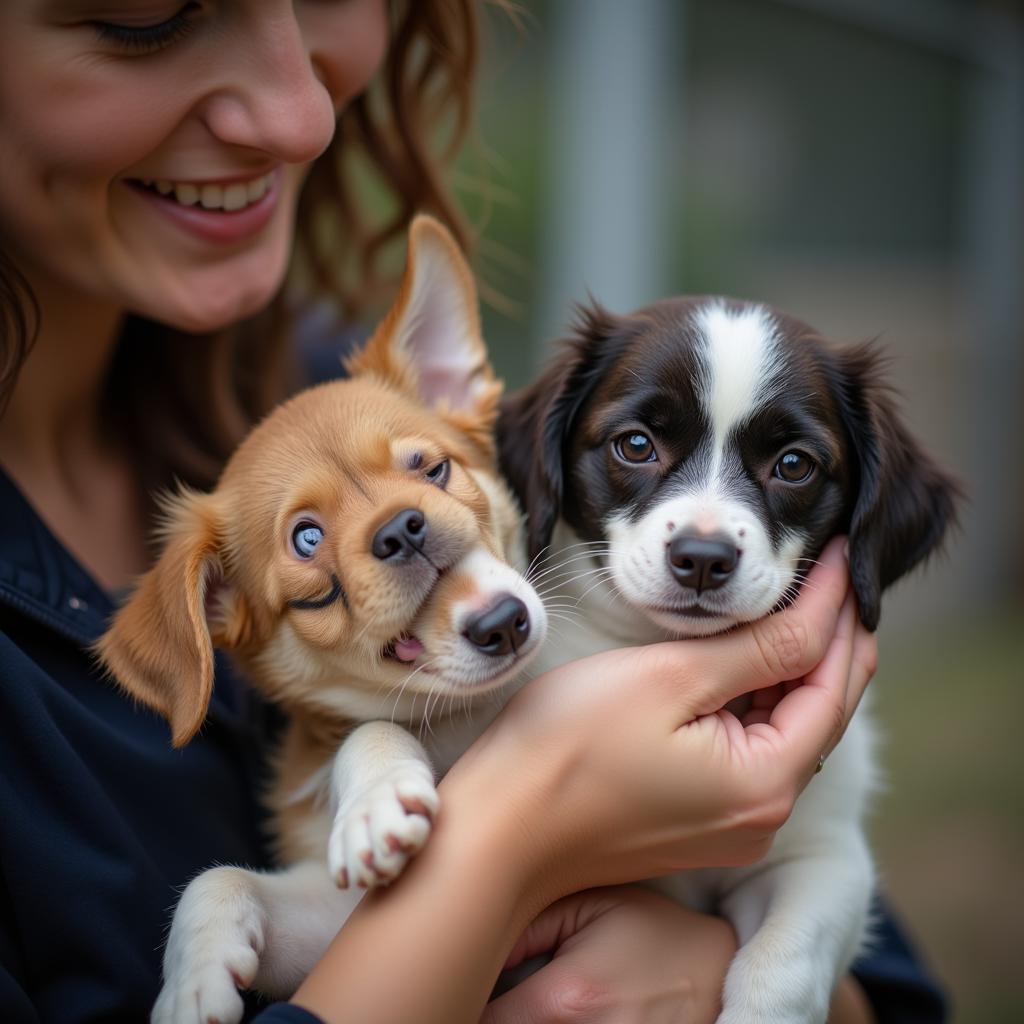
[98, 216, 547, 1024]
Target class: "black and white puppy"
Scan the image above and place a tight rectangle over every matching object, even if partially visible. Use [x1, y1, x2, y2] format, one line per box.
[498, 296, 957, 1024]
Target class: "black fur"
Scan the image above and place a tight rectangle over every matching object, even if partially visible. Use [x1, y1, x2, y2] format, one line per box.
[498, 298, 960, 631]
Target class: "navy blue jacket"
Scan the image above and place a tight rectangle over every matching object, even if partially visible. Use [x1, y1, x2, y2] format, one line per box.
[0, 457, 946, 1022]
[0, 465, 316, 1022]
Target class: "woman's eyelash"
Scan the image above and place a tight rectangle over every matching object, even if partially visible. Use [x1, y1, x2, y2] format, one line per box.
[92, 5, 197, 52]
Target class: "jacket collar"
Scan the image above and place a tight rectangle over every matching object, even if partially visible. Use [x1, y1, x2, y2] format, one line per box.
[0, 466, 114, 646]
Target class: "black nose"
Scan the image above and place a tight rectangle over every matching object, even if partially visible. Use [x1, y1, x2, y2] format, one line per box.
[463, 596, 530, 657]
[667, 534, 738, 593]
[372, 509, 427, 561]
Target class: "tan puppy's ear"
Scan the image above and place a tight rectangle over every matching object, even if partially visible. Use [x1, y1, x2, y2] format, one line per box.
[347, 214, 502, 450]
[95, 489, 228, 748]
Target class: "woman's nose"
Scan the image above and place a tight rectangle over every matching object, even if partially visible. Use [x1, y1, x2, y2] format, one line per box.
[200, 14, 337, 164]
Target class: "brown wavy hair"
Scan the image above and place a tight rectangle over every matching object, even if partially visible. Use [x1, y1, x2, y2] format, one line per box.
[1, 0, 497, 504]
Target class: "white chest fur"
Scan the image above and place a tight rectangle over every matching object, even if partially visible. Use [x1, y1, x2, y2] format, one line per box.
[420, 521, 878, 1024]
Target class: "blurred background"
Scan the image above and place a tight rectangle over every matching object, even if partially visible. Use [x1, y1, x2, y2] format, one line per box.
[449, 0, 1024, 1020]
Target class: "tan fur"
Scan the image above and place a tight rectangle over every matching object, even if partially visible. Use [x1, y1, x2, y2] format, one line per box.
[345, 216, 503, 461]
[267, 710, 351, 866]
[96, 216, 526, 858]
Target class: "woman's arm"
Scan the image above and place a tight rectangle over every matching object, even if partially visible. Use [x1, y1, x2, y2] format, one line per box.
[292, 539, 875, 1023]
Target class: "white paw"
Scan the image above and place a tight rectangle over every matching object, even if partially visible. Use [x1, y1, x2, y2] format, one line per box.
[151, 868, 265, 1024]
[328, 761, 439, 889]
[716, 944, 831, 1024]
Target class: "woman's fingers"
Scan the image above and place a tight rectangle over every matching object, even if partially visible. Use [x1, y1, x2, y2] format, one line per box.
[751, 587, 878, 784]
[638, 537, 851, 715]
[764, 590, 858, 772]
[500, 892, 601, 973]
[482, 888, 736, 1024]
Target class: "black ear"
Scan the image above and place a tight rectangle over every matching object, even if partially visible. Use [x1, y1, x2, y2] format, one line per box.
[498, 302, 626, 560]
[833, 343, 961, 631]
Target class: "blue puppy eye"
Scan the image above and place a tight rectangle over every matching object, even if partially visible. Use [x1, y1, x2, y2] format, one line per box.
[292, 522, 324, 559]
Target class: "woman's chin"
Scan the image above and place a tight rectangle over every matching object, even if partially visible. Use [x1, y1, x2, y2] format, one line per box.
[137, 272, 285, 333]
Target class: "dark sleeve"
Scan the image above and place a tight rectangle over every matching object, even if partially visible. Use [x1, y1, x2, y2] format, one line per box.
[1, 884, 41, 1024]
[0, 969, 40, 1024]
[251, 1006, 325, 1024]
[851, 896, 948, 1024]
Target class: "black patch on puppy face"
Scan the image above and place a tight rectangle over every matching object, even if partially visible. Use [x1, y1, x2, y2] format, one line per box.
[498, 297, 960, 631]
[560, 306, 712, 537]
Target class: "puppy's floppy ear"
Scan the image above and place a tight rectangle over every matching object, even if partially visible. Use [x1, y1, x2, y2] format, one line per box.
[95, 490, 250, 748]
[499, 301, 627, 560]
[833, 343, 960, 631]
[347, 214, 502, 455]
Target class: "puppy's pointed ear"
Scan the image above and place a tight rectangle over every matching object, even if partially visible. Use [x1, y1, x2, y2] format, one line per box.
[499, 301, 626, 560]
[347, 214, 502, 453]
[834, 343, 961, 631]
[95, 490, 239, 748]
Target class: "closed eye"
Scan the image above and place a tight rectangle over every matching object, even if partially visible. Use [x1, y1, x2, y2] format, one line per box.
[425, 459, 451, 489]
[92, 3, 199, 52]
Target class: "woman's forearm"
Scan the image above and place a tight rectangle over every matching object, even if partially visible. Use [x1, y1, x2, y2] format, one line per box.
[291, 542, 871, 1022]
[290, 765, 544, 1024]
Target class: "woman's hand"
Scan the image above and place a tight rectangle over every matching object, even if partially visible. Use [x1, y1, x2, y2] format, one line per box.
[294, 537, 876, 1024]
[482, 886, 736, 1024]
[446, 537, 876, 908]
[481, 885, 877, 1024]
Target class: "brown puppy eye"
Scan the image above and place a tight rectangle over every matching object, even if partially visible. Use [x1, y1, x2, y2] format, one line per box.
[774, 450, 815, 483]
[614, 432, 657, 464]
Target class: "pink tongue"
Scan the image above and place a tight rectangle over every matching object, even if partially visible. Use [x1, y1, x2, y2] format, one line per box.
[394, 636, 425, 663]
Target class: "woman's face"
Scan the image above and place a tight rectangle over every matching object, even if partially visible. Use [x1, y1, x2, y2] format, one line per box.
[0, 1, 388, 331]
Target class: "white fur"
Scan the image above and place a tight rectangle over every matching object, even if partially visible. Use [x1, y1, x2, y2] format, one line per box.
[524, 300, 876, 1023]
[533, 560, 875, 1023]
[604, 302, 807, 636]
[152, 862, 362, 1024]
[154, 545, 546, 1024]
[156, 298, 869, 1024]
[606, 502, 806, 636]
[695, 301, 785, 481]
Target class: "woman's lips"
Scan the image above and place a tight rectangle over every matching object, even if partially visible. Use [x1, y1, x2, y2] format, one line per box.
[126, 168, 281, 244]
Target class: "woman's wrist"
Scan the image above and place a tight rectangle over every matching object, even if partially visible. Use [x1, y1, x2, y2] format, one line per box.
[291, 750, 554, 1024]
[436, 724, 568, 917]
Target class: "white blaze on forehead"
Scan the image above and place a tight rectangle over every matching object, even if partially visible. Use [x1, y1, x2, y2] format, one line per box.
[694, 302, 783, 478]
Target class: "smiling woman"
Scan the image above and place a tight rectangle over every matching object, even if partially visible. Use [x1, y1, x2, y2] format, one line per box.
[0, 0, 474, 512]
[0, 1, 367, 330]
[0, 3, 942, 1024]
[0, 2, 498, 1021]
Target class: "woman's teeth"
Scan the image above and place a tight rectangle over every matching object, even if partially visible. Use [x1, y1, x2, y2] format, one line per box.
[139, 173, 272, 212]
